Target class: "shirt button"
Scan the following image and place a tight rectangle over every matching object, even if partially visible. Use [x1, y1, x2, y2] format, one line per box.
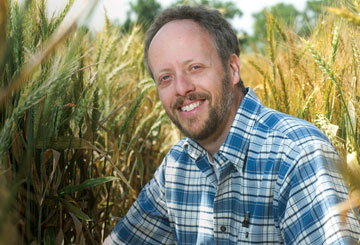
[220, 226, 226, 232]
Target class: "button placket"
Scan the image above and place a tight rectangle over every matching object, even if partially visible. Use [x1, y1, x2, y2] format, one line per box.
[213, 159, 232, 244]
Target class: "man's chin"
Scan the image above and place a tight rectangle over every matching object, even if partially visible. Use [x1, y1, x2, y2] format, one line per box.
[174, 123, 201, 139]
[179, 127, 200, 139]
[180, 126, 211, 141]
[168, 114, 210, 140]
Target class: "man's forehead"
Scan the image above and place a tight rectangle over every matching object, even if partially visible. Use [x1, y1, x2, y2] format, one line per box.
[151, 19, 208, 45]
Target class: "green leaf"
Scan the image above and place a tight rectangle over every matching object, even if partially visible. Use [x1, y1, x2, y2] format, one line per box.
[35, 136, 98, 150]
[59, 176, 118, 195]
[59, 198, 91, 221]
[44, 227, 56, 245]
[132, 148, 144, 186]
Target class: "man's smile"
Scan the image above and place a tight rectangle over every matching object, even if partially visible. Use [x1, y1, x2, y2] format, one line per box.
[179, 101, 204, 112]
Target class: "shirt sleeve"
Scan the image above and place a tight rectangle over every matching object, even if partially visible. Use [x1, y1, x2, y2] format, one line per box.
[277, 142, 360, 244]
[104, 162, 175, 245]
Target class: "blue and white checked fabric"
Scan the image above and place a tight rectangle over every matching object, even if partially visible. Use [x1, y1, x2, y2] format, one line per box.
[105, 88, 360, 244]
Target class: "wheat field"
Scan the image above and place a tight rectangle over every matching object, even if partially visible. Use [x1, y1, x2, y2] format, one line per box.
[0, 0, 359, 244]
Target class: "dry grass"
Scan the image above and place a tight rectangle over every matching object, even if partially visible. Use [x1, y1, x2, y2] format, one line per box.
[0, 1, 174, 243]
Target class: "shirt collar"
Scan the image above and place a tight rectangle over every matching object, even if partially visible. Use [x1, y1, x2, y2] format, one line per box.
[183, 137, 205, 161]
[183, 88, 262, 170]
[218, 88, 261, 170]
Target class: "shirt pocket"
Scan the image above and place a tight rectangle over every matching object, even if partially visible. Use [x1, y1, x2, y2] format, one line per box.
[238, 225, 282, 244]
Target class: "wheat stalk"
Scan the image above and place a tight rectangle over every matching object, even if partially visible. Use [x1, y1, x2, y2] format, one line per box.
[0, 0, 98, 105]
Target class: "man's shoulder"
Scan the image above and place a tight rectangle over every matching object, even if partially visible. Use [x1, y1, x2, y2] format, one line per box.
[167, 137, 187, 155]
[257, 106, 331, 145]
[162, 138, 193, 165]
[240, 89, 331, 147]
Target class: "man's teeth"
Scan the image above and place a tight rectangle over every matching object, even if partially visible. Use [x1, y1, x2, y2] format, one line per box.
[181, 102, 201, 112]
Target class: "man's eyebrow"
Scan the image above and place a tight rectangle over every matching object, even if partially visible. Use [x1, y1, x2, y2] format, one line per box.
[155, 57, 211, 76]
[154, 67, 173, 79]
[156, 59, 195, 74]
[183, 59, 195, 65]
[183, 58, 211, 67]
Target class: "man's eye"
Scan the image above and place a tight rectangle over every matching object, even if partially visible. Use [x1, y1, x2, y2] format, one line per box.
[158, 75, 172, 86]
[190, 65, 201, 71]
[191, 65, 201, 70]
[160, 75, 170, 82]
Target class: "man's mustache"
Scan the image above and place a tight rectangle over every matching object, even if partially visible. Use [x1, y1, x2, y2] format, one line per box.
[172, 92, 211, 110]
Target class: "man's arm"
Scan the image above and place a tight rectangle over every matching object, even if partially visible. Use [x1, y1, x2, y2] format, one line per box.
[104, 163, 175, 245]
[277, 142, 360, 244]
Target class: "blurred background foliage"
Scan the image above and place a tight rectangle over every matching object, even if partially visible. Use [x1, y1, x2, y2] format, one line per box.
[119, 0, 345, 51]
[0, 0, 359, 244]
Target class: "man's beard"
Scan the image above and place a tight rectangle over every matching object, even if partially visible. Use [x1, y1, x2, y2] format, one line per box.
[165, 70, 234, 141]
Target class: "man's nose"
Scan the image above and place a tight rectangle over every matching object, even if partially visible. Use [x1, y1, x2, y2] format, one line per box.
[175, 73, 195, 96]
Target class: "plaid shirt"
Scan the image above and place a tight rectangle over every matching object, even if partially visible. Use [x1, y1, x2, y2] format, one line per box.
[105, 88, 360, 244]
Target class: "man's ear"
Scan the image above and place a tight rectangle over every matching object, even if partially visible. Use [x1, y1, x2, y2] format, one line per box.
[228, 54, 241, 86]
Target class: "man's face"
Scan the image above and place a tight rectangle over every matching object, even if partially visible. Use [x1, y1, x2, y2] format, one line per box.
[148, 20, 237, 143]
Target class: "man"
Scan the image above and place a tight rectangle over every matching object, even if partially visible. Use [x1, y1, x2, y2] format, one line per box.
[105, 5, 360, 244]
